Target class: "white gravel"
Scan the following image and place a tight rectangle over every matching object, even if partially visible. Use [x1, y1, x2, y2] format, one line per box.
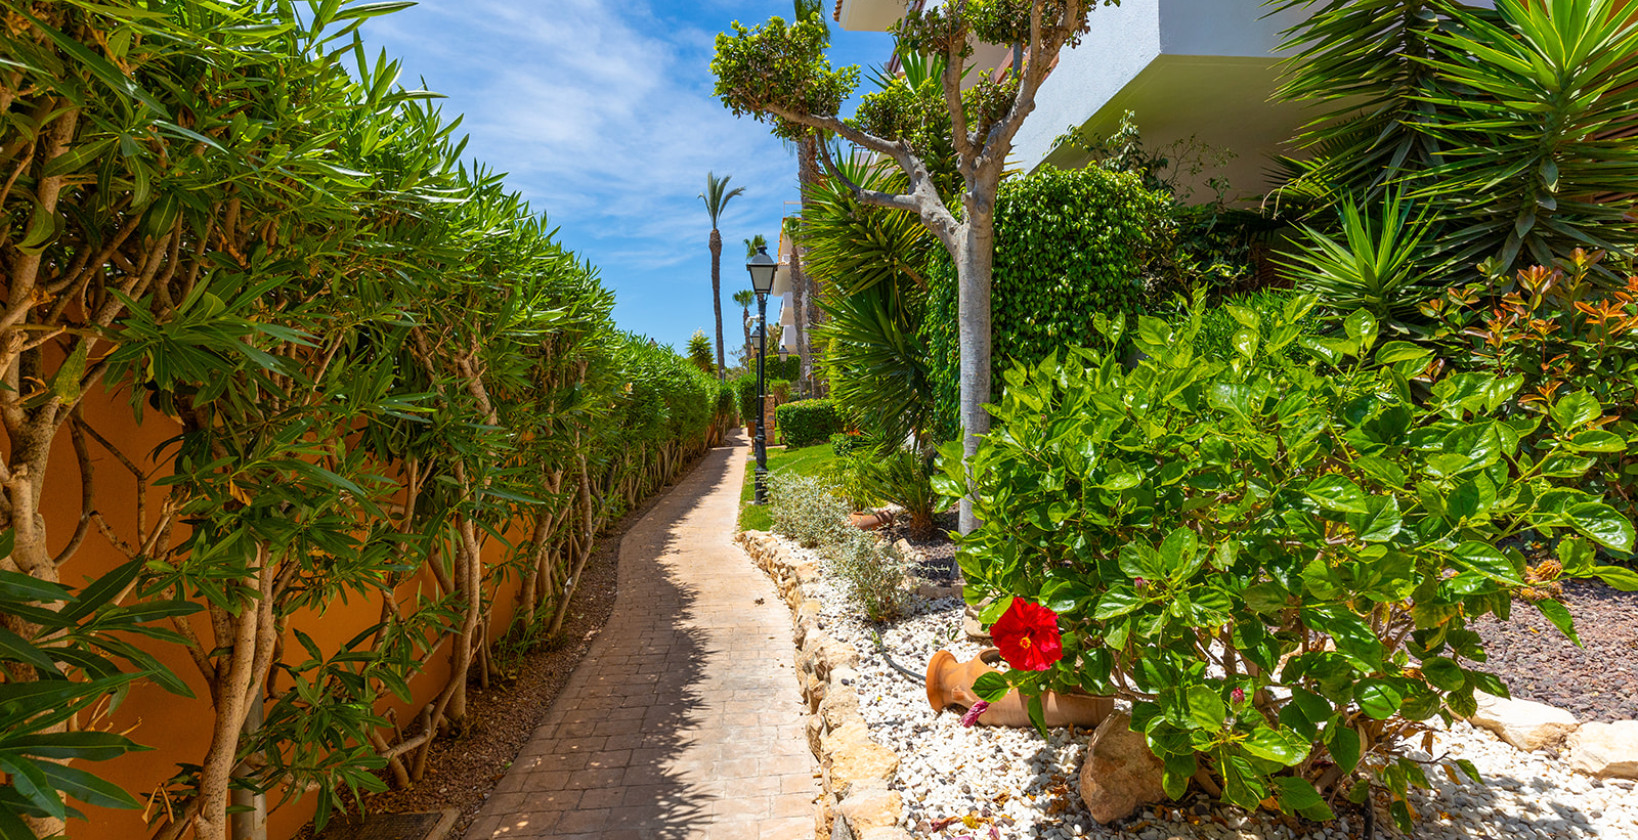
[777, 534, 1638, 840]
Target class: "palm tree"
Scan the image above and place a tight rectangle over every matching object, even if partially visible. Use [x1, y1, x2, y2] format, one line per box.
[738, 236, 768, 369]
[733, 289, 756, 367]
[700, 172, 745, 380]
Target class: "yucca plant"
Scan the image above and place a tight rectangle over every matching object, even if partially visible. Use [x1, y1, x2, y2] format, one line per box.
[1272, 0, 1638, 280]
[1281, 192, 1435, 326]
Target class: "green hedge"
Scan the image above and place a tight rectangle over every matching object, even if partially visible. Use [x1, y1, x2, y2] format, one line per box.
[776, 399, 842, 448]
[764, 354, 801, 381]
[923, 166, 1169, 440]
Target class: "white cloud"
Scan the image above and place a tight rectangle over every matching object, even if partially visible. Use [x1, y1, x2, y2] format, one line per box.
[367, 0, 797, 269]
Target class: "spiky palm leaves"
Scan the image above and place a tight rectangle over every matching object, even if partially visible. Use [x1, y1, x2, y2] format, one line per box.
[700, 172, 745, 379]
[808, 154, 938, 450]
[1272, 0, 1638, 280]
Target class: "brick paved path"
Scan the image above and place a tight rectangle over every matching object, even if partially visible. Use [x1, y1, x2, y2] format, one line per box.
[464, 434, 817, 840]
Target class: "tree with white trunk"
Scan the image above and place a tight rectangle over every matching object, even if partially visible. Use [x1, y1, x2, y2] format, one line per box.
[712, 0, 1117, 532]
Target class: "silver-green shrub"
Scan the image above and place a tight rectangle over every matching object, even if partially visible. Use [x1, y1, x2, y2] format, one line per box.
[767, 472, 851, 548]
[825, 531, 909, 622]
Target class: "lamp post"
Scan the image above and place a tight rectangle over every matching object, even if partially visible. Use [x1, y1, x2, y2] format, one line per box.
[747, 243, 777, 504]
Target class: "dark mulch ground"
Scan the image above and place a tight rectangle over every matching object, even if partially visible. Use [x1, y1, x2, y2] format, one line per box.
[877, 509, 960, 583]
[1470, 577, 1638, 723]
[875, 513, 1638, 723]
[307, 483, 672, 840]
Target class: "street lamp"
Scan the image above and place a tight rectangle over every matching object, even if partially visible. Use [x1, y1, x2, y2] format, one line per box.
[747, 243, 777, 505]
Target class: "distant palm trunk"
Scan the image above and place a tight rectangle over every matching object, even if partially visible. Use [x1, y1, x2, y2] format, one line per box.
[709, 228, 725, 377]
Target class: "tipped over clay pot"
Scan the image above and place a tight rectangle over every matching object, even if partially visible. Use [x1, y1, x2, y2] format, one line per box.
[925, 648, 1113, 729]
[850, 510, 893, 530]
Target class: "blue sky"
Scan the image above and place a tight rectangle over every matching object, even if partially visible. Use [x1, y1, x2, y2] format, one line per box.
[358, 1, 895, 355]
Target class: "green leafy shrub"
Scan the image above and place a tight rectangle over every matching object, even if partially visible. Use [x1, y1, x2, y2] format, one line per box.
[825, 530, 910, 622]
[733, 373, 760, 423]
[1425, 251, 1638, 520]
[763, 354, 802, 381]
[831, 432, 869, 457]
[941, 298, 1637, 831]
[842, 446, 943, 538]
[777, 398, 842, 448]
[768, 472, 851, 548]
[924, 165, 1169, 439]
[1187, 289, 1321, 366]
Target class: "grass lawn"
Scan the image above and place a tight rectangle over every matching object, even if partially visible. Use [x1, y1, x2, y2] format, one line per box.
[738, 442, 840, 532]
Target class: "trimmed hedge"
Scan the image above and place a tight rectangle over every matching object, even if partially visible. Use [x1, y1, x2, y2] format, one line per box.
[923, 165, 1169, 440]
[776, 399, 842, 448]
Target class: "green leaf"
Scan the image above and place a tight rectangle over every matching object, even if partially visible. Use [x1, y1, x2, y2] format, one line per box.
[1243, 726, 1310, 766]
[1272, 776, 1334, 821]
[1421, 657, 1465, 692]
[1452, 541, 1525, 586]
[1305, 606, 1383, 668]
[1094, 588, 1144, 620]
[1327, 724, 1362, 773]
[1305, 474, 1368, 514]
[1159, 526, 1202, 581]
[1375, 341, 1431, 365]
[39, 761, 140, 809]
[1566, 430, 1626, 453]
[1355, 679, 1404, 719]
[1346, 495, 1402, 542]
[1344, 309, 1379, 352]
[1565, 503, 1634, 553]
[971, 671, 1010, 704]
[1532, 599, 1580, 646]
[1593, 565, 1638, 591]
[1549, 391, 1601, 431]
[1187, 685, 1226, 732]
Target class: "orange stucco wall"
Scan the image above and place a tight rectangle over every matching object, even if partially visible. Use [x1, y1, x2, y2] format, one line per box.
[17, 381, 528, 840]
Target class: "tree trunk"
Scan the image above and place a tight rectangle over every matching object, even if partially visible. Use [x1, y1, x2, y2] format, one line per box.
[788, 241, 809, 392]
[955, 217, 994, 536]
[709, 229, 726, 379]
[740, 305, 753, 368]
[796, 135, 822, 391]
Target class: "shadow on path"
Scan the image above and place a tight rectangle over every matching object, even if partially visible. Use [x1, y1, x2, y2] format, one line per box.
[463, 433, 815, 840]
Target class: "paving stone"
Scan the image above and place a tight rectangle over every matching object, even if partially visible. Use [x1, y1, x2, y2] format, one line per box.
[462, 436, 818, 839]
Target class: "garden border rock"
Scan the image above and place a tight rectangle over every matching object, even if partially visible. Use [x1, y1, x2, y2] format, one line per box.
[738, 530, 914, 840]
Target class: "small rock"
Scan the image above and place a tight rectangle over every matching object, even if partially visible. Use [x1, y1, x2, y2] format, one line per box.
[1567, 720, 1638, 779]
[838, 788, 903, 832]
[1077, 712, 1169, 824]
[1468, 692, 1579, 750]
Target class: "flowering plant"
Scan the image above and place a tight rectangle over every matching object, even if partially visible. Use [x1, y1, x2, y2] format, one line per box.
[944, 295, 1638, 831]
[989, 599, 1063, 671]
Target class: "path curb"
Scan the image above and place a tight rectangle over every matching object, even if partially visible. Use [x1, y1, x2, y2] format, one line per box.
[738, 530, 913, 840]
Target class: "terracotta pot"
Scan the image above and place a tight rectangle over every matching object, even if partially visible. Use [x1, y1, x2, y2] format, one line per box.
[850, 510, 892, 531]
[925, 648, 1113, 729]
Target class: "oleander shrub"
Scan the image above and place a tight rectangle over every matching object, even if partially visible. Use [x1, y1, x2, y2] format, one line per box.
[825, 530, 910, 622]
[733, 373, 759, 423]
[924, 165, 1169, 439]
[941, 296, 1638, 831]
[768, 472, 852, 548]
[777, 398, 842, 448]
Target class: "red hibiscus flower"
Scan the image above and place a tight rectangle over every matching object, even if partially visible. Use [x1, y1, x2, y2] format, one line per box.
[990, 599, 1063, 672]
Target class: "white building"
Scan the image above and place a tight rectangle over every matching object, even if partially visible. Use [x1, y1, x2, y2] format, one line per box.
[831, 0, 1493, 200]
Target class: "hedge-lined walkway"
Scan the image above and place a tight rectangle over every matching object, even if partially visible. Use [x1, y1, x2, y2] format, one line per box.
[464, 433, 817, 840]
